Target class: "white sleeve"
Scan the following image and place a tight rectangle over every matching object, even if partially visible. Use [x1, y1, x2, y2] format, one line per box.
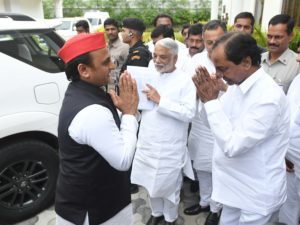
[68, 104, 138, 171]
[157, 79, 196, 122]
[204, 99, 281, 157]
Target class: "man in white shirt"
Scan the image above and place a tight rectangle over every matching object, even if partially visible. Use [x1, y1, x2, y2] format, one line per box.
[55, 32, 139, 225]
[148, 25, 192, 75]
[261, 14, 300, 93]
[279, 76, 300, 225]
[193, 32, 290, 225]
[187, 23, 204, 58]
[279, 55, 300, 225]
[184, 19, 227, 225]
[147, 14, 187, 54]
[131, 38, 196, 225]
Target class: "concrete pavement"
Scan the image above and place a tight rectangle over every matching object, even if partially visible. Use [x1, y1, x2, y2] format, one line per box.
[13, 181, 208, 225]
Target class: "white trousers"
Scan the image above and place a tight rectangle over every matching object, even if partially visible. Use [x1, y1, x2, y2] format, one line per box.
[56, 204, 133, 225]
[149, 174, 182, 222]
[220, 205, 279, 225]
[279, 172, 300, 225]
[196, 170, 222, 213]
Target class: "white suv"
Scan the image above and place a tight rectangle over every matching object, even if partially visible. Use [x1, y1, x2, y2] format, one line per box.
[0, 13, 68, 223]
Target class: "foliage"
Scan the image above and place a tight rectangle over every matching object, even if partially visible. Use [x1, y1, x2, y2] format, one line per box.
[253, 24, 267, 48]
[42, 0, 211, 26]
[290, 28, 300, 52]
[62, 0, 87, 17]
[43, 0, 55, 18]
[228, 23, 300, 52]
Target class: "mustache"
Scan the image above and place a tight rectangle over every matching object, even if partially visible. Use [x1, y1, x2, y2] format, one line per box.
[268, 43, 279, 47]
[190, 46, 200, 50]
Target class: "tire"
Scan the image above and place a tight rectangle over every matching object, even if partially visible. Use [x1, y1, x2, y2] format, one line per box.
[0, 140, 59, 223]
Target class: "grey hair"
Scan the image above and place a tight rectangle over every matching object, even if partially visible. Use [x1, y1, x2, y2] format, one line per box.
[155, 38, 178, 55]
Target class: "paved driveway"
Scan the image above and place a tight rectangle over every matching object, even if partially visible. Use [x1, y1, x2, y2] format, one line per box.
[14, 181, 207, 225]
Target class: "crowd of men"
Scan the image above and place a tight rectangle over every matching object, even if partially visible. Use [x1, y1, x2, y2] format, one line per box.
[55, 11, 300, 225]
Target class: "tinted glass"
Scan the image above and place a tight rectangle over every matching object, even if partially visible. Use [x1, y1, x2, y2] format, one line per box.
[0, 29, 65, 73]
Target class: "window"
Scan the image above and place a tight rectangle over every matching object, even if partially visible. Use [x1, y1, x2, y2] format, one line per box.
[282, 0, 300, 27]
[0, 29, 65, 73]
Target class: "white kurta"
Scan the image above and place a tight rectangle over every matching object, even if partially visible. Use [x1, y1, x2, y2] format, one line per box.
[205, 68, 290, 215]
[131, 68, 196, 203]
[286, 74, 300, 179]
[58, 105, 139, 225]
[188, 51, 216, 171]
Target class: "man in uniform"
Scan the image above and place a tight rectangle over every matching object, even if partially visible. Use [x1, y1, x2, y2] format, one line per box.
[120, 17, 152, 194]
[261, 14, 300, 93]
[120, 18, 152, 74]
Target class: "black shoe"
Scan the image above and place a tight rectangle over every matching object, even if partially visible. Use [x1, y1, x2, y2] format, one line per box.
[184, 204, 210, 215]
[164, 221, 176, 225]
[130, 184, 139, 194]
[190, 180, 199, 193]
[146, 215, 164, 225]
[204, 211, 220, 225]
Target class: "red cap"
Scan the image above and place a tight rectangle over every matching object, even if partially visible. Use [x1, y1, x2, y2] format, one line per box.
[58, 32, 106, 63]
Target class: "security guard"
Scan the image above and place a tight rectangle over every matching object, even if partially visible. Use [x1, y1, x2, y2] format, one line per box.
[120, 18, 152, 73]
[120, 18, 151, 194]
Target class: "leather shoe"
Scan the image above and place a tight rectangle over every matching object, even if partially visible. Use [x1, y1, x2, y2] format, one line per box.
[146, 215, 164, 225]
[164, 221, 175, 225]
[204, 211, 220, 225]
[184, 204, 210, 215]
[130, 184, 139, 194]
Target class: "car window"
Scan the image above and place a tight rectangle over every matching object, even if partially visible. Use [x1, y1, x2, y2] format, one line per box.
[88, 18, 98, 26]
[0, 29, 65, 73]
[56, 21, 71, 30]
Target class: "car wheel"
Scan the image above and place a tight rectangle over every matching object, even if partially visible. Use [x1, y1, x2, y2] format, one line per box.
[0, 140, 58, 223]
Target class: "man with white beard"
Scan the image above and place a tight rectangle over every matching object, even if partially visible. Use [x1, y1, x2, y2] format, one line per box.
[131, 38, 196, 225]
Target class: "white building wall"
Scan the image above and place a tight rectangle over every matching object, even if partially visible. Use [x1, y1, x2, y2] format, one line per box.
[221, 0, 284, 31]
[0, 0, 44, 19]
[223, 0, 256, 25]
[211, 0, 219, 20]
[261, 0, 283, 31]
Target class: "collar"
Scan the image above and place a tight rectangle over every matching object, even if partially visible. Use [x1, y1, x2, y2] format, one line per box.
[262, 48, 291, 65]
[238, 67, 263, 94]
[109, 38, 122, 48]
[129, 40, 144, 51]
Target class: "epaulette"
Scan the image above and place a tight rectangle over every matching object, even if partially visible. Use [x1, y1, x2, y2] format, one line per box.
[131, 55, 141, 60]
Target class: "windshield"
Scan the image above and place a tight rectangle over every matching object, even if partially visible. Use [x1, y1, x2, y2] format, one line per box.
[88, 18, 98, 26]
[56, 21, 72, 30]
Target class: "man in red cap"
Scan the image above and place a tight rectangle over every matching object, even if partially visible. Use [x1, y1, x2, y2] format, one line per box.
[55, 32, 139, 225]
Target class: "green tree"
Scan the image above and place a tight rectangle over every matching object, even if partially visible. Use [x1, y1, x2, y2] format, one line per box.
[43, 0, 55, 18]
[63, 0, 87, 17]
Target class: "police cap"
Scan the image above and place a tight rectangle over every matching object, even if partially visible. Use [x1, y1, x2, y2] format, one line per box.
[122, 18, 146, 33]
